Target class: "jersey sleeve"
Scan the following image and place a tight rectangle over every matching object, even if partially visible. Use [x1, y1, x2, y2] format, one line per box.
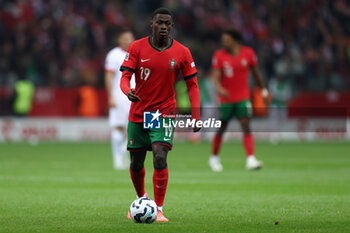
[211, 51, 222, 70]
[182, 47, 197, 81]
[249, 49, 258, 67]
[120, 42, 138, 73]
[105, 51, 118, 72]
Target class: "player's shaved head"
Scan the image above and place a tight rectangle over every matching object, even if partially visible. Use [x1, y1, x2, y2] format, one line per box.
[150, 8, 173, 44]
[152, 8, 173, 19]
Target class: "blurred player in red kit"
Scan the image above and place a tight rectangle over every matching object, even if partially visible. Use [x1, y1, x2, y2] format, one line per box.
[209, 29, 269, 172]
[120, 8, 201, 221]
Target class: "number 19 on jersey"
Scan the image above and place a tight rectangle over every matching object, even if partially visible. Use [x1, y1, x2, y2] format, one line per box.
[140, 67, 150, 81]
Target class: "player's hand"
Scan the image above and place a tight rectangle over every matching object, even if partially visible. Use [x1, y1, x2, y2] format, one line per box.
[108, 97, 117, 108]
[262, 88, 271, 106]
[127, 89, 141, 102]
[217, 87, 229, 98]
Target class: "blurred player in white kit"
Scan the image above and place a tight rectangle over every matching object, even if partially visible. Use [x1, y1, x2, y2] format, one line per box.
[105, 30, 135, 170]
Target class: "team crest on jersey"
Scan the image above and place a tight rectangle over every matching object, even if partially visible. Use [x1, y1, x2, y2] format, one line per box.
[168, 58, 177, 70]
[241, 58, 247, 67]
[129, 138, 134, 146]
[125, 52, 129, 61]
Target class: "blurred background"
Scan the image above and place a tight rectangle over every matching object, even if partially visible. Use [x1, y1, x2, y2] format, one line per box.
[0, 0, 349, 142]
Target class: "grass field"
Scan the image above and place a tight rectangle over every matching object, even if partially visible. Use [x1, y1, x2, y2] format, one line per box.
[0, 141, 349, 233]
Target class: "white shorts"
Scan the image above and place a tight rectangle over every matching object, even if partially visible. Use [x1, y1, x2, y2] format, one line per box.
[109, 102, 130, 128]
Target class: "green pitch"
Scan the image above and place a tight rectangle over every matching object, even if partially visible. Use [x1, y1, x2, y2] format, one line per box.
[0, 141, 349, 233]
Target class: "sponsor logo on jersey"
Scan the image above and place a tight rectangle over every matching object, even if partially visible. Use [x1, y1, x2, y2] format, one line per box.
[125, 52, 129, 61]
[141, 58, 150, 62]
[143, 110, 161, 129]
[191, 62, 195, 68]
[129, 138, 134, 146]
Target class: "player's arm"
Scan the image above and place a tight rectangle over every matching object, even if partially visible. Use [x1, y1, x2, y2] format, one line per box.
[105, 70, 116, 107]
[185, 76, 201, 132]
[120, 71, 140, 102]
[251, 65, 269, 104]
[250, 49, 270, 103]
[182, 48, 201, 132]
[251, 65, 265, 89]
[211, 69, 229, 97]
[119, 42, 140, 102]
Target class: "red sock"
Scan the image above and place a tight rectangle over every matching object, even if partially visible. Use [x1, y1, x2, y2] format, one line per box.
[153, 167, 168, 207]
[212, 134, 222, 155]
[243, 134, 254, 157]
[130, 167, 145, 197]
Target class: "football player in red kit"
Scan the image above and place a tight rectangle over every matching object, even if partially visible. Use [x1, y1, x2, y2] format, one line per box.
[209, 29, 269, 172]
[120, 8, 200, 222]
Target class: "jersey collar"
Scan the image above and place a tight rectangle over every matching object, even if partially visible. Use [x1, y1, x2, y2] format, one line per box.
[148, 36, 173, 52]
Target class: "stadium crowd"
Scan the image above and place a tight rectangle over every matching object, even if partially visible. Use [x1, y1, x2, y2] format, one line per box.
[1, 0, 349, 91]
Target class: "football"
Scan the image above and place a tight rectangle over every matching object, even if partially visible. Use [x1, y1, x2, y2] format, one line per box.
[129, 197, 158, 223]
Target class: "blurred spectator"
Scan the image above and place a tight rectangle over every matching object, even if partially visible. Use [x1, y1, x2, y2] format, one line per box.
[0, 0, 349, 93]
[77, 85, 99, 117]
[13, 78, 35, 116]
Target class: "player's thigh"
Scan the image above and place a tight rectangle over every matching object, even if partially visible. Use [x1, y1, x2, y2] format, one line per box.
[234, 100, 253, 119]
[148, 117, 174, 151]
[127, 121, 152, 151]
[219, 103, 235, 121]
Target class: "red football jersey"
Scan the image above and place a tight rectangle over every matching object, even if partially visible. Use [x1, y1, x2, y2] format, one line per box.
[212, 46, 257, 103]
[120, 36, 197, 122]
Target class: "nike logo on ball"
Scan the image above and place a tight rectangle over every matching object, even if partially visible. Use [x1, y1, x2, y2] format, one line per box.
[141, 59, 150, 62]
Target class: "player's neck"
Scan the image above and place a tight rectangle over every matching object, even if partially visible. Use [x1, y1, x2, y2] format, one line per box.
[151, 36, 171, 50]
[228, 45, 240, 56]
[120, 46, 128, 52]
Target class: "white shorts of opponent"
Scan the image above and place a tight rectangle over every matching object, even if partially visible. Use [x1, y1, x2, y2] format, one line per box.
[108, 100, 130, 128]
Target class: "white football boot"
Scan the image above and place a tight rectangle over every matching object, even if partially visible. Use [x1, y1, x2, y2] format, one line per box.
[246, 156, 263, 170]
[209, 156, 223, 172]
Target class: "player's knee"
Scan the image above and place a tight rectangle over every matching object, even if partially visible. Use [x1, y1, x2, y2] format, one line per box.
[242, 123, 250, 133]
[243, 127, 251, 134]
[114, 126, 124, 132]
[239, 119, 250, 133]
[217, 129, 225, 136]
[153, 146, 168, 169]
[217, 122, 228, 136]
[153, 155, 167, 169]
[241, 125, 250, 134]
[130, 157, 143, 171]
